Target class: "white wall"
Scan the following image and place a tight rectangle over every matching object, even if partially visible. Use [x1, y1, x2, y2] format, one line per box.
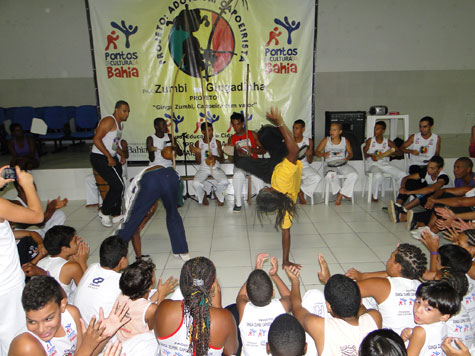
[1, 0, 474, 141]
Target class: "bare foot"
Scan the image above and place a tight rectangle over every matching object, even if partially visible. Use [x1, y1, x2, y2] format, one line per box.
[282, 260, 302, 270]
[317, 254, 331, 284]
[214, 193, 224, 206]
[371, 197, 379, 202]
[399, 213, 407, 222]
[298, 191, 307, 205]
[336, 193, 343, 206]
[86, 203, 99, 208]
[202, 196, 209, 206]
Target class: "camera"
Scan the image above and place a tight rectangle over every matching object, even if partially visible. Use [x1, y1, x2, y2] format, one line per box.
[2, 168, 17, 180]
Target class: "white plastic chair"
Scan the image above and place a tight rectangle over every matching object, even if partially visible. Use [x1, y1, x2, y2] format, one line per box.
[360, 143, 398, 203]
[321, 157, 354, 205]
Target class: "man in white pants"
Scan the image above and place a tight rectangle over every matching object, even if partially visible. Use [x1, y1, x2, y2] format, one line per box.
[363, 121, 406, 202]
[227, 112, 266, 211]
[293, 120, 321, 204]
[191, 122, 228, 206]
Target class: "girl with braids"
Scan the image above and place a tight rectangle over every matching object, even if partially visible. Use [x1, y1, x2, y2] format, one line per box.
[154, 257, 238, 356]
[345, 243, 427, 335]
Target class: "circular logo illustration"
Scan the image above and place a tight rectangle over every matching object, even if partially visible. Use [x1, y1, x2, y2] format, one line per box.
[168, 8, 235, 78]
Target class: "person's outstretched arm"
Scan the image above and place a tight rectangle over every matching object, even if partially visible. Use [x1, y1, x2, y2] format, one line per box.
[265, 107, 298, 164]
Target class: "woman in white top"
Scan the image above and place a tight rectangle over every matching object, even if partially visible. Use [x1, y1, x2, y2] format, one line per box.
[315, 122, 358, 205]
[0, 165, 43, 355]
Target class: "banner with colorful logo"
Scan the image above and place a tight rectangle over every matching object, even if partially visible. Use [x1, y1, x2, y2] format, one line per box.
[88, 0, 316, 160]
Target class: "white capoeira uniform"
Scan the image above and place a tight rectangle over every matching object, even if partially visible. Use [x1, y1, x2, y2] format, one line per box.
[366, 137, 406, 199]
[149, 134, 172, 168]
[72, 263, 121, 326]
[297, 137, 321, 198]
[408, 132, 439, 168]
[192, 138, 228, 204]
[16, 197, 66, 238]
[324, 137, 358, 198]
[37, 256, 77, 300]
[230, 133, 264, 208]
[0, 219, 26, 356]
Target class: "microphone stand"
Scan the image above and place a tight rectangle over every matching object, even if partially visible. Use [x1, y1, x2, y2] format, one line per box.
[179, 133, 198, 202]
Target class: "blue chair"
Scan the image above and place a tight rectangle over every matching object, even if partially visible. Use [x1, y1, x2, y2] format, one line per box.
[65, 106, 76, 120]
[40, 106, 69, 151]
[35, 107, 49, 119]
[5, 107, 17, 123]
[71, 105, 99, 141]
[13, 106, 35, 132]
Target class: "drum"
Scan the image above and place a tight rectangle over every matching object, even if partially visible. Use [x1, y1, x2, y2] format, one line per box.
[93, 169, 110, 201]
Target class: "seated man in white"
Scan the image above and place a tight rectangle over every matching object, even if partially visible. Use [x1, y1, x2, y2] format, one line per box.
[73, 235, 128, 325]
[226, 112, 266, 212]
[191, 122, 228, 206]
[293, 119, 321, 204]
[315, 122, 358, 205]
[363, 120, 406, 202]
[400, 116, 441, 175]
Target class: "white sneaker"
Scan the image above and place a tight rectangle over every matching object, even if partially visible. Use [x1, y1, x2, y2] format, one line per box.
[173, 253, 191, 262]
[98, 211, 112, 227]
[112, 215, 125, 224]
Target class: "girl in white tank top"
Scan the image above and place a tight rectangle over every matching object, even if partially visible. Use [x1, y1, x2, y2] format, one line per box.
[324, 136, 347, 163]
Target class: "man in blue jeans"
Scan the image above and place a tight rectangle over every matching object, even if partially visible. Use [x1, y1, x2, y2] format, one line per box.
[117, 165, 189, 261]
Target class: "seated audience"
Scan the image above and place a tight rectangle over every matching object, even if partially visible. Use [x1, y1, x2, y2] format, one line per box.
[315, 122, 358, 205]
[37, 225, 89, 300]
[191, 123, 228, 206]
[286, 267, 381, 356]
[8, 123, 39, 170]
[237, 253, 291, 356]
[8, 275, 130, 356]
[73, 235, 128, 324]
[388, 156, 449, 230]
[359, 329, 407, 356]
[116, 258, 177, 342]
[400, 116, 441, 174]
[401, 280, 460, 356]
[346, 243, 427, 335]
[267, 314, 307, 356]
[363, 121, 405, 202]
[12, 181, 67, 238]
[154, 256, 238, 356]
[226, 112, 266, 211]
[293, 119, 321, 204]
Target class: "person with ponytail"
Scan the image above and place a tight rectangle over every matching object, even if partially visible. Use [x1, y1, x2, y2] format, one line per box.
[154, 257, 238, 356]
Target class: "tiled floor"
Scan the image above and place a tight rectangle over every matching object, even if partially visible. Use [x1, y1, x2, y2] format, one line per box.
[60, 193, 437, 307]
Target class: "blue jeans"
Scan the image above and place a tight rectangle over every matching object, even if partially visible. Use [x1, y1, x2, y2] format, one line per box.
[118, 167, 188, 254]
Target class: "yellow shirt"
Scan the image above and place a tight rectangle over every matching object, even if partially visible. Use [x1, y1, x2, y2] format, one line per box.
[271, 158, 303, 229]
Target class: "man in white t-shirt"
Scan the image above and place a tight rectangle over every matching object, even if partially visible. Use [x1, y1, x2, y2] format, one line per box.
[73, 235, 128, 324]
